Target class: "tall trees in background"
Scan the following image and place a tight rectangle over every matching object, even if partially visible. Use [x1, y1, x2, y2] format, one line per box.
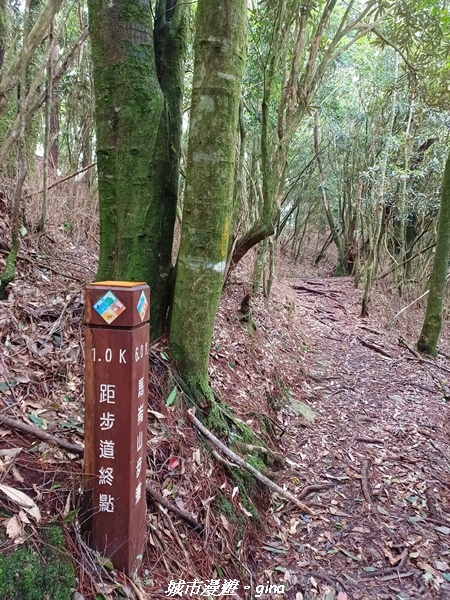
[170, 0, 247, 404]
[229, 0, 382, 272]
[89, 0, 189, 338]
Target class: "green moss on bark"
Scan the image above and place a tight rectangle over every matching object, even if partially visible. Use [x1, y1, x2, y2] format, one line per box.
[0, 0, 6, 71]
[90, 0, 188, 338]
[418, 151, 450, 356]
[170, 0, 247, 399]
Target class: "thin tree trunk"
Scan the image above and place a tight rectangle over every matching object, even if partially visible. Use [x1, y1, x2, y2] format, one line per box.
[0, 0, 6, 72]
[314, 109, 345, 272]
[37, 21, 53, 233]
[417, 151, 450, 356]
[49, 46, 59, 172]
[0, 0, 29, 298]
[361, 52, 398, 316]
[398, 93, 414, 288]
[0, 4, 84, 168]
[0, 0, 62, 115]
[170, 0, 247, 405]
[252, 240, 267, 294]
[263, 237, 275, 299]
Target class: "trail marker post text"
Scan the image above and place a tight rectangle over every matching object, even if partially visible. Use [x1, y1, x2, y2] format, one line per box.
[84, 281, 150, 575]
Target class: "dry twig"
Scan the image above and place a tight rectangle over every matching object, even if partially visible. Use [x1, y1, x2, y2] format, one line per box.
[359, 549, 409, 579]
[361, 459, 372, 510]
[355, 436, 385, 444]
[358, 337, 392, 358]
[297, 483, 335, 501]
[0, 413, 84, 455]
[146, 483, 203, 532]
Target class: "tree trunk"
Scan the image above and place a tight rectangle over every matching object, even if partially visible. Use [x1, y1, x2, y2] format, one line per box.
[0, 0, 29, 298]
[170, 0, 247, 404]
[49, 70, 59, 171]
[361, 52, 398, 316]
[37, 21, 53, 233]
[89, 0, 188, 338]
[417, 151, 450, 356]
[314, 110, 345, 273]
[0, 0, 6, 72]
[0, 0, 63, 115]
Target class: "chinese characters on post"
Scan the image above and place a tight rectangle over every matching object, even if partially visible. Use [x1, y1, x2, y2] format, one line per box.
[84, 282, 150, 576]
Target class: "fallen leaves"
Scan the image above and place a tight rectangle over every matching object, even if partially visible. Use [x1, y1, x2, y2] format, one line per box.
[0, 483, 41, 522]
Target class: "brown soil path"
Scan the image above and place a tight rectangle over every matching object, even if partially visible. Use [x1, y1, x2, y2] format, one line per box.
[253, 275, 450, 600]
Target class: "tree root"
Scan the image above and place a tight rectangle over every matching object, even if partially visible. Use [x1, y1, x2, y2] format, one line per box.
[188, 410, 312, 514]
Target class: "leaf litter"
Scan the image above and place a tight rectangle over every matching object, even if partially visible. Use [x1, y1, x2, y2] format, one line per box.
[0, 229, 450, 599]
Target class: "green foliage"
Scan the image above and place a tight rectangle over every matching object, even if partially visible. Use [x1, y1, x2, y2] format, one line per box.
[0, 526, 76, 600]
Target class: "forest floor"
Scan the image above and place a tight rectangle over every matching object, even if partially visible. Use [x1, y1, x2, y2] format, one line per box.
[0, 230, 450, 600]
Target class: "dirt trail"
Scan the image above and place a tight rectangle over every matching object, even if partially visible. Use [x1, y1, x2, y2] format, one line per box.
[263, 275, 450, 599]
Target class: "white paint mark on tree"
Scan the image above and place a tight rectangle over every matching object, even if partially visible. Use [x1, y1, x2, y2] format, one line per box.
[192, 152, 219, 163]
[198, 95, 215, 112]
[183, 258, 226, 274]
[217, 72, 235, 81]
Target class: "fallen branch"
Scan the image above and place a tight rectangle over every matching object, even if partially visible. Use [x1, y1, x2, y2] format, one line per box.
[425, 516, 450, 527]
[0, 248, 86, 282]
[302, 570, 347, 592]
[211, 449, 239, 468]
[0, 413, 84, 455]
[355, 436, 385, 444]
[293, 285, 341, 299]
[399, 336, 450, 375]
[380, 570, 415, 582]
[361, 459, 372, 511]
[357, 337, 392, 358]
[25, 162, 97, 197]
[158, 505, 191, 561]
[390, 275, 450, 324]
[358, 325, 383, 336]
[297, 483, 335, 501]
[0, 413, 204, 532]
[146, 483, 203, 533]
[359, 549, 409, 579]
[188, 411, 312, 514]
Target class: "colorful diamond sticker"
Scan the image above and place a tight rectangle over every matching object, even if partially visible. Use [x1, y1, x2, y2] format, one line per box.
[137, 291, 148, 322]
[94, 291, 126, 324]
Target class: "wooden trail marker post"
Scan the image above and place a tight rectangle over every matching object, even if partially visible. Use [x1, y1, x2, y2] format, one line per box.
[84, 281, 150, 575]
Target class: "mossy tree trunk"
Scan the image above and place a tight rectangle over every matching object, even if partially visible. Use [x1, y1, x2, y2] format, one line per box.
[89, 0, 188, 338]
[417, 151, 450, 356]
[0, 0, 6, 72]
[0, 0, 29, 299]
[170, 0, 247, 404]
